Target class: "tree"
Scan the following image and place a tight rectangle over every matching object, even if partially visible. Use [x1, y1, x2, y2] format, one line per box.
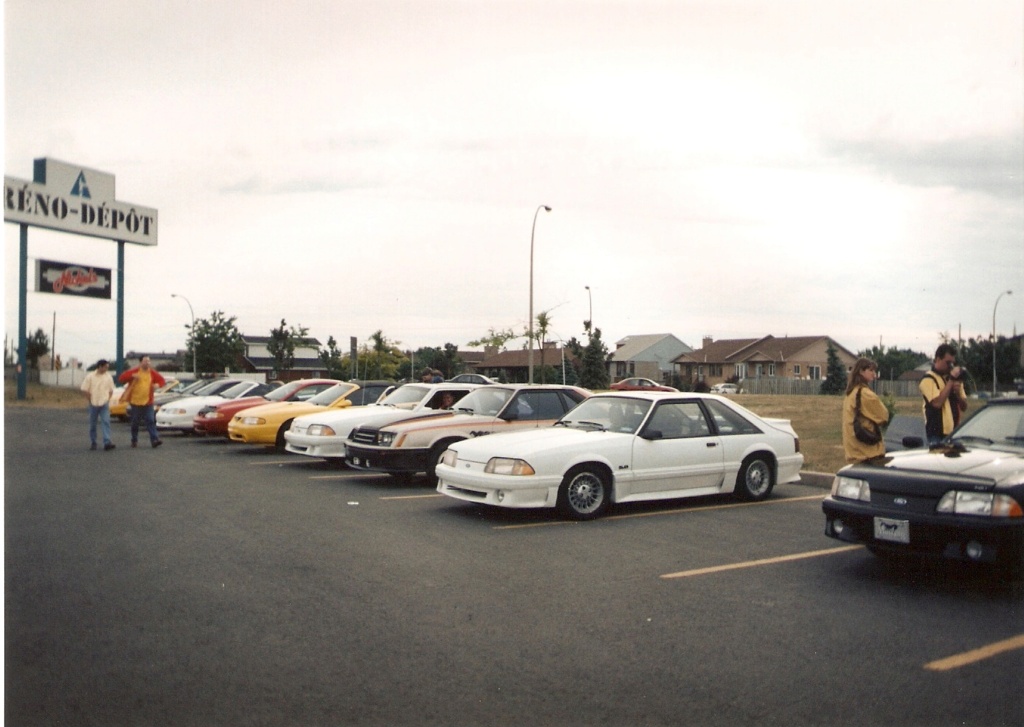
[857, 344, 928, 382]
[26, 328, 49, 368]
[524, 310, 554, 384]
[191, 311, 244, 374]
[578, 327, 610, 390]
[820, 342, 847, 395]
[319, 336, 346, 379]
[346, 330, 405, 380]
[468, 327, 518, 350]
[267, 319, 309, 375]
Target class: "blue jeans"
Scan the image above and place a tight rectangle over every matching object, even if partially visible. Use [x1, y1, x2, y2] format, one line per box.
[130, 404, 160, 444]
[88, 403, 112, 446]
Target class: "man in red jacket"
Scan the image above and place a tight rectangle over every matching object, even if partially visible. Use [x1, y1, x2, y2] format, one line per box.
[118, 355, 167, 448]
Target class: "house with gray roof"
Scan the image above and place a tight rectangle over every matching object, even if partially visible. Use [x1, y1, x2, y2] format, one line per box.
[608, 333, 693, 385]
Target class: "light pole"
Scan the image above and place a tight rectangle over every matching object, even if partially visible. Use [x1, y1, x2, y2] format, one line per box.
[171, 293, 197, 375]
[992, 289, 1012, 396]
[528, 204, 552, 384]
[585, 285, 593, 332]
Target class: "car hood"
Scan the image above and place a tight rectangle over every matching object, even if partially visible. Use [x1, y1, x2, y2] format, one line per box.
[164, 394, 226, 410]
[854, 445, 1024, 487]
[296, 404, 387, 426]
[217, 395, 265, 411]
[449, 425, 624, 461]
[238, 400, 326, 419]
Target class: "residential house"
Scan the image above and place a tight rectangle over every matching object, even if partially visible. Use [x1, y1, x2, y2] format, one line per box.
[238, 335, 327, 382]
[675, 335, 857, 387]
[608, 333, 693, 385]
[476, 343, 578, 384]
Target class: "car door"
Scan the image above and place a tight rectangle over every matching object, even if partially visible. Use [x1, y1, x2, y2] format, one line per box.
[630, 400, 724, 493]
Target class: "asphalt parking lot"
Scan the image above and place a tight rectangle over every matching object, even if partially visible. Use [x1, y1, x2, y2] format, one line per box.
[6, 407, 1023, 727]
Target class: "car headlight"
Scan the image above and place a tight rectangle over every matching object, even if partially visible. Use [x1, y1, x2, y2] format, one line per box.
[164, 407, 186, 416]
[484, 457, 536, 476]
[831, 475, 870, 502]
[203, 411, 221, 419]
[378, 431, 396, 446]
[440, 449, 458, 468]
[308, 424, 336, 437]
[240, 416, 265, 426]
[936, 491, 1023, 518]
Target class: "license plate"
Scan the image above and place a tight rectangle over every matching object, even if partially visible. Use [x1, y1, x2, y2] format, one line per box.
[874, 517, 910, 544]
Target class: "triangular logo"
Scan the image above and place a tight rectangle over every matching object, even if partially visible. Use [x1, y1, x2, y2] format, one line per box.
[71, 171, 91, 199]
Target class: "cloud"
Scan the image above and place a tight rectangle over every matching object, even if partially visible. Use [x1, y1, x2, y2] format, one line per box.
[821, 135, 1024, 200]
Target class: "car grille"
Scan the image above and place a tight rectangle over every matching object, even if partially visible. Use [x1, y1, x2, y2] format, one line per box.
[349, 427, 379, 446]
[444, 485, 487, 499]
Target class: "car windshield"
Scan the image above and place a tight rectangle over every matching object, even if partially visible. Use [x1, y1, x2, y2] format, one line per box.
[193, 379, 238, 396]
[264, 380, 310, 402]
[951, 404, 1024, 450]
[310, 383, 355, 406]
[456, 387, 513, 416]
[380, 385, 430, 407]
[558, 396, 652, 434]
[170, 379, 206, 395]
[221, 382, 255, 398]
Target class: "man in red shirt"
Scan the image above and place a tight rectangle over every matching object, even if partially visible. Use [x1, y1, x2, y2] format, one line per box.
[118, 355, 167, 448]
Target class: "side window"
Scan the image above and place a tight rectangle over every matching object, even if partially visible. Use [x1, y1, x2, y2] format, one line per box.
[425, 389, 469, 410]
[511, 391, 565, 421]
[644, 402, 711, 439]
[702, 399, 762, 435]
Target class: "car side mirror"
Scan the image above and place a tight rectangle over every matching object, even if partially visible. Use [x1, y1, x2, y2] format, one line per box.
[902, 435, 924, 449]
[501, 411, 518, 422]
[640, 429, 663, 440]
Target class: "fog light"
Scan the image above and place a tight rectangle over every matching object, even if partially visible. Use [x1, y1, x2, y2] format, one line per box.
[832, 519, 846, 536]
[496, 490, 505, 503]
[965, 541, 984, 560]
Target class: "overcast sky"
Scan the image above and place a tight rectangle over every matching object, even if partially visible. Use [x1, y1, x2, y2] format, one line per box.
[5, 0, 1023, 369]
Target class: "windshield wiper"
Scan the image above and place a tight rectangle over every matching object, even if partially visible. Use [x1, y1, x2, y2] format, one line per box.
[951, 435, 994, 446]
[457, 407, 475, 413]
[572, 420, 607, 431]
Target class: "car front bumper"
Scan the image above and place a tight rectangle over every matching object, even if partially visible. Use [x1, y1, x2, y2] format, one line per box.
[283, 432, 347, 459]
[227, 425, 276, 445]
[822, 495, 1024, 566]
[345, 445, 428, 474]
[435, 463, 561, 509]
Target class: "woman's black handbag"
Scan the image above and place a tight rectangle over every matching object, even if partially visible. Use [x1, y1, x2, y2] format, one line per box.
[853, 387, 882, 445]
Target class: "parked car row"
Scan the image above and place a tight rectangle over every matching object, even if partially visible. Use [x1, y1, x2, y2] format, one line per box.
[109, 376, 1024, 577]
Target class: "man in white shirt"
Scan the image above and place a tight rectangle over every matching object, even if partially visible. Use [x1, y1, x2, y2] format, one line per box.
[81, 359, 116, 450]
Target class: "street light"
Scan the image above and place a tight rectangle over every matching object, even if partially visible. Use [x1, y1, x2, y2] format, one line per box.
[992, 289, 1012, 396]
[528, 204, 552, 384]
[171, 293, 197, 375]
[585, 285, 593, 332]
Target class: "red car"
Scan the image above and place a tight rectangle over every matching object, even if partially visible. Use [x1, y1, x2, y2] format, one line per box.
[193, 378, 341, 437]
[609, 377, 678, 392]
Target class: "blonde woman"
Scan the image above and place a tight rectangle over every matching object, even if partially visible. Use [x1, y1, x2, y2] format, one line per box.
[842, 357, 889, 463]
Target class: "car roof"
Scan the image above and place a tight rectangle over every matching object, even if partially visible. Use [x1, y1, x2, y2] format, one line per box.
[589, 391, 724, 402]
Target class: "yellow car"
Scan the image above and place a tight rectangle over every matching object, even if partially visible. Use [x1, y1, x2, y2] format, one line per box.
[227, 380, 393, 449]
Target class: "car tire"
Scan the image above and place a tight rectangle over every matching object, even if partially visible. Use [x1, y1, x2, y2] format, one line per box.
[556, 466, 610, 520]
[275, 420, 294, 451]
[734, 455, 774, 501]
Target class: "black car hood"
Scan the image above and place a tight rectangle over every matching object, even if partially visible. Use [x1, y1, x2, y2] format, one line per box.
[845, 445, 1024, 494]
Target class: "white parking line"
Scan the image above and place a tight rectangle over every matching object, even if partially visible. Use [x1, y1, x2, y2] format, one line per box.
[660, 545, 863, 579]
[924, 634, 1024, 671]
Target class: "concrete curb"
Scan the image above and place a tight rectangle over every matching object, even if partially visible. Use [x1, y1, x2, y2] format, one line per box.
[798, 471, 834, 489]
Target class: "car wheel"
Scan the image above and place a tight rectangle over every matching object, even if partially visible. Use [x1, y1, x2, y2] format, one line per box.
[556, 466, 610, 520]
[275, 420, 294, 451]
[734, 455, 774, 501]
